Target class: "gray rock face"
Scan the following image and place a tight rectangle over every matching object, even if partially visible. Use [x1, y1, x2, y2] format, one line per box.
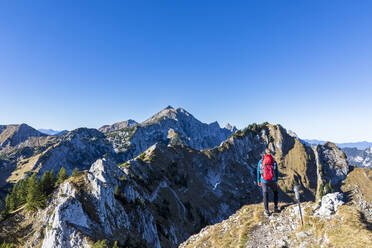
[104, 106, 236, 162]
[315, 142, 349, 185]
[98, 119, 138, 133]
[343, 146, 372, 169]
[35, 158, 161, 248]
[36, 128, 114, 176]
[315, 192, 345, 216]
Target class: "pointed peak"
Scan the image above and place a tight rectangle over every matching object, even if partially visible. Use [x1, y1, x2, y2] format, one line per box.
[143, 106, 195, 125]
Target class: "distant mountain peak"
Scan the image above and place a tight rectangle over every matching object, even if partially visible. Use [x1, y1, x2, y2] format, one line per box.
[0, 123, 45, 148]
[142, 106, 193, 125]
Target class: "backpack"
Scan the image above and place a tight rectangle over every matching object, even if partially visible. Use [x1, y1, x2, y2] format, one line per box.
[260, 154, 275, 181]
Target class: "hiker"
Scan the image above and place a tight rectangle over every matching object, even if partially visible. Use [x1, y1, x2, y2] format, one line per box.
[257, 148, 279, 216]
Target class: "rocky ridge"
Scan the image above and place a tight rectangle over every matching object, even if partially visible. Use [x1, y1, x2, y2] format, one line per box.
[0, 108, 362, 248]
[0, 119, 353, 248]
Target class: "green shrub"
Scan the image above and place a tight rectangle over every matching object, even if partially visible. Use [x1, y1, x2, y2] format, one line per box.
[93, 240, 109, 248]
[71, 168, 82, 177]
[0, 242, 15, 248]
[56, 167, 68, 186]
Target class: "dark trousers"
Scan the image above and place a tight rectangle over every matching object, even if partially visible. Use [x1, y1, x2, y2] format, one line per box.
[262, 182, 278, 211]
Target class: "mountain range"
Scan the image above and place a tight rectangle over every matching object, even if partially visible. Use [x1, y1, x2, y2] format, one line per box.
[0, 106, 370, 248]
[304, 139, 372, 150]
[303, 139, 372, 169]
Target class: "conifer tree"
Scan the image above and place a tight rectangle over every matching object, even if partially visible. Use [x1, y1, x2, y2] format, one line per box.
[5, 194, 15, 212]
[41, 170, 56, 195]
[56, 167, 68, 186]
[26, 174, 46, 211]
[15, 179, 28, 206]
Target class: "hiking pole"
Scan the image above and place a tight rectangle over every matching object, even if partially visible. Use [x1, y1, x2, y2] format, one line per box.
[294, 185, 303, 226]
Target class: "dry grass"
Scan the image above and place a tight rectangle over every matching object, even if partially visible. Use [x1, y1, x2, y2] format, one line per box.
[342, 167, 372, 203]
[278, 139, 317, 199]
[295, 204, 372, 248]
[181, 204, 264, 248]
[0, 125, 19, 145]
[7, 142, 60, 183]
[325, 205, 372, 247]
[7, 153, 42, 182]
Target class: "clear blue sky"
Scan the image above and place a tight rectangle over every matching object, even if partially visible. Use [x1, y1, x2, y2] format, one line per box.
[1, 0, 371, 142]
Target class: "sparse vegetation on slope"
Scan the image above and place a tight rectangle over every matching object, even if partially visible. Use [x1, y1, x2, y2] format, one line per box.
[181, 199, 372, 248]
[2, 168, 68, 217]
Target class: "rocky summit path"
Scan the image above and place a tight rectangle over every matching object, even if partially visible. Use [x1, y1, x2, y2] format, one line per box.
[245, 203, 307, 248]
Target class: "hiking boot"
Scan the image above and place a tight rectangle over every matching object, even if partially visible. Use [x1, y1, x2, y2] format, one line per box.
[264, 210, 270, 217]
[274, 207, 280, 213]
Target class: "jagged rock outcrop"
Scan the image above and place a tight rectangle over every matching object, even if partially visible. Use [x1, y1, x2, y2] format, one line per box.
[103, 106, 236, 162]
[314, 192, 344, 216]
[38, 158, 153, 248]
[313, 142, 349, 196]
